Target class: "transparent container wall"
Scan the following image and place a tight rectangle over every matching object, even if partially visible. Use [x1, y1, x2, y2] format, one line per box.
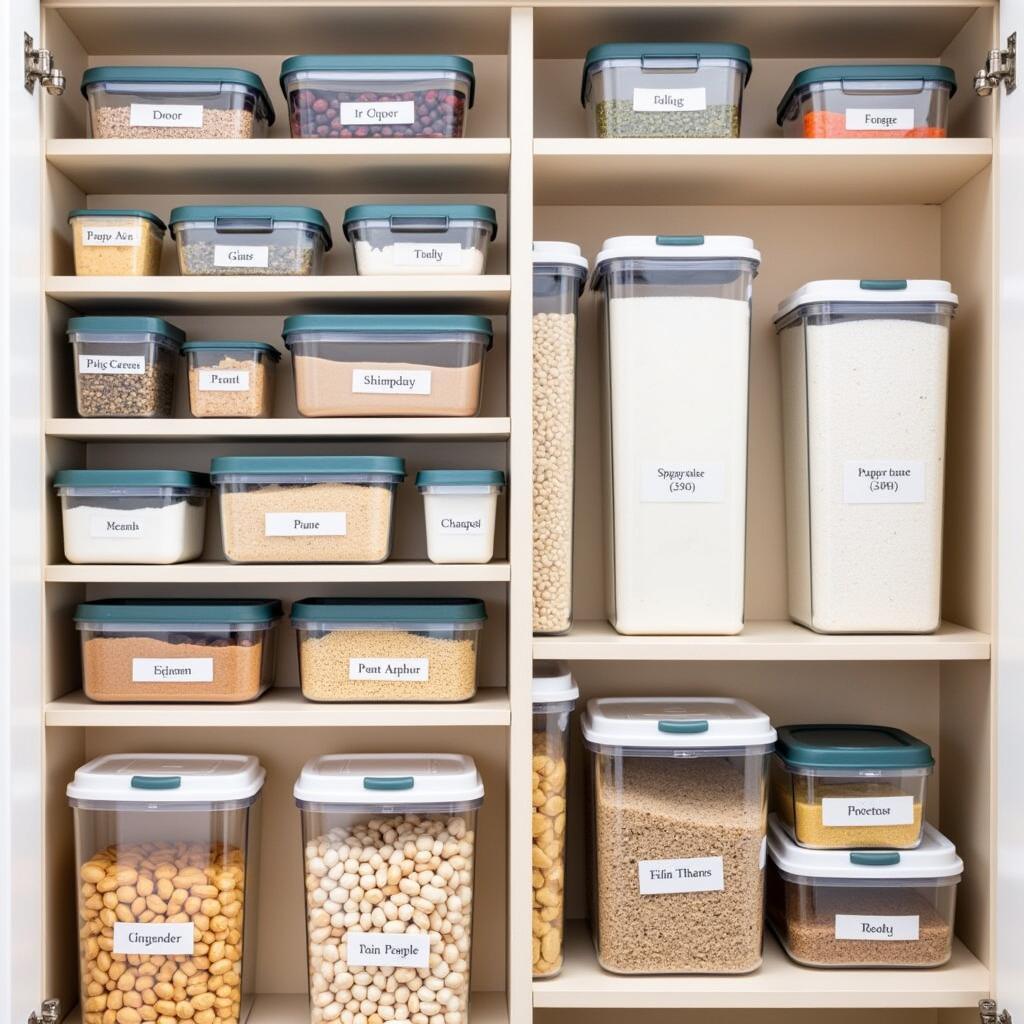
[421, 485, 500, 564]
[71, 216, 164, 277]
[346, 217, 492, 276]
[173, 220, 327, 276]
[70, 333, 178, 418]
[185, 348, 277, 419]
[586, 745, 769, 974]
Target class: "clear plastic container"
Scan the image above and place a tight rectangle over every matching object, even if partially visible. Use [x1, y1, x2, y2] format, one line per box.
[281, 55, 475, 138]
[767, 816, 962, 968]
[581, 697, 776, 974]
[778, 65, 956, 138]
[210, 455, 405, 564]
[775, 280, 956, 633]
[593, 235, 760, 635]
[68, 753, 265, 1024]
[169, 205, 332, 276]
[182, 341, 280, 418]
[53, 469, 209, 565]
[68, 209, 166, 276]
[282, 314, 493, 417]
[343, 204, 497, 275]
[291, 597, 486, 702]
[295, 753, 483, 1024]
[68, 315, 184, 419]
[75, 598, 282, 703]
[416, 469, 505, 564]
[81, 65, 275, 139]
[582, 43, 752, 138]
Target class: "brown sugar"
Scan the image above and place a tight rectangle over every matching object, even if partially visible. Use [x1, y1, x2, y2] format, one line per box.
[188, 355, 274, 418]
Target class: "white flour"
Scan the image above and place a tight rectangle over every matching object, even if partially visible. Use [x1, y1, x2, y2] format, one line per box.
[61, 499, 207, 564]
[353, 240, 486, 275]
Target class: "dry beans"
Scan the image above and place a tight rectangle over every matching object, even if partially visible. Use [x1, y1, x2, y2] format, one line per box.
[188, 357, 273, 418]
[178, 242, 315, 276]
[532, 735, 567, 977]
[595, 100, 740, 138]
[92, 106, 256, 140]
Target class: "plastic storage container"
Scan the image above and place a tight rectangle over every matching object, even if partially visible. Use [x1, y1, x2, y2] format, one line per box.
[68, 209, 165, 276]
[68, 315, 184, 418]
[292, 597, 486, 702]
[75, 598, 283, 703]
[581, 697, 776, 974]
[776, 279, 956, 633]
[81, 65, 275, 139]
[593, 235, 760, 635]
[283, 314, 493, 417]
[169, 205, 332, 276]
[281, 55, 475, 138]
[416, 469, 504, 564]
[183, 341, 280, 418]
[767, 816, 962, 968]
[778, 65, 957, 138]
[531, 662, 579, 978]
[582, 43, 752, 138]
[54, 469, 209, 565]
[68, 753, 265, 1024]
[532, 242, 588, 636]
[210, 455, 405, 564]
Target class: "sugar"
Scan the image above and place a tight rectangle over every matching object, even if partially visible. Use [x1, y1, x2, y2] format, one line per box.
[353, 240, 486, 276]
[61, 499, 206, 564]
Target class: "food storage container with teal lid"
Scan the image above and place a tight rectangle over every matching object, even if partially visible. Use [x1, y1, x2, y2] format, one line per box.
[416, 469, 505, 564]
[182, 341, 281, 419]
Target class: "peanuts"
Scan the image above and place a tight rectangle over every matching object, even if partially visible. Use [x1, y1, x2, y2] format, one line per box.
[532, 739, 567, 977]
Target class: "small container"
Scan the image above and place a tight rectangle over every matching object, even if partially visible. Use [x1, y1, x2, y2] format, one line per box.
[75, 598, 283, 703]
[582, 43, 752, 138]
[182, 341, 280, 418]
[68, 315, 184, 419]
[68, 209, 166, 276]
[342, 204, 497, 275]
[169, 204, 332, 276]
[767, 816, 962, 968]
[210, 455, 405, 564]
[281, 55, 475, 138]
[283, 314, 493, 417]
[81, 65, 275, 139]
[292, 597, 486, 702]
[416, 469, 505, 564]
[778, 65, 956, 138]
[531, 662, 579, 978]
[582, 697, 776, 974]
[53, 469, 209, 565]
[69, 753, 264, 1024]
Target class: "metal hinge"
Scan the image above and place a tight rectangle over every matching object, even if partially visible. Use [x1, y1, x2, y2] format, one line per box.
[24, 33, 66, 95]
[975, 34, 1016, 95]
[27, 999, 60, 1024]
[980, 998, 1013, 1024]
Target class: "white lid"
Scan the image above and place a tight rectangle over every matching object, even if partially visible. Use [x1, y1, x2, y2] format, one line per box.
[581, 697, 776, 750]
[776, 279, 958, 321]
[594, 234, 761, 267]
[67, 753, 265, 805]
[767, 815, 964, 880]
[532, 660, 579, 704]
[294, 753, 484, 807]
[533, 240, 589, 270]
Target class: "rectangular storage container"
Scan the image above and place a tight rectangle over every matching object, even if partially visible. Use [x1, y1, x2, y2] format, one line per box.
[68, 753, 265, 1024]
[767, 816, 962, 968]
[582, 43, 752, 138]
[183, 341, 280, 418]
[776, 279, 956, 633]
[416, 469, 504, 564]
[68, 208, 165, 276]
[210, 455, 404, 564]
[581, 697, 775, 974]
[283, 314, 493, 417]
[53, 469, 209, 565]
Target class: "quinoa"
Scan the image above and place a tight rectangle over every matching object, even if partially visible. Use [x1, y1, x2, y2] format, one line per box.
[91, 105, 257, 140]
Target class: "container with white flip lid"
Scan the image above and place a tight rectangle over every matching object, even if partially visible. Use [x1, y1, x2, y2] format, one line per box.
[775, 279, 957, 634]
[581, 697, 775, 974]
[416, 469, 505, 564]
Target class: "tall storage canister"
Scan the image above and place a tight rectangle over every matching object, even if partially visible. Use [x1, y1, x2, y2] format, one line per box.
[593, 235, 760, 635]
[775, 279, 956, 633]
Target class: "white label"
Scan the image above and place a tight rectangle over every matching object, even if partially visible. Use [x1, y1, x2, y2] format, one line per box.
[759, 836, 767, 870]
[90, 511, 145, 538]
[845, 108, 915, 132]
[346, 932, 429, 968]
[822, 795, 915, 827]
[349, 658, 430, 682]
[82, 225, 141, 247]
[339, 100, 416, 125]
[352, 369, 432, 395]
[199, 369, 251, 392]
[437, 516, 484, 535]
[843, 460, 926, 503]
[265, 512, 347, 537]
[215, 245, 269, 269]
[637, 856, 725, 895]
[834, 914, 920, 941]
[129, 103, 204, 129]
[632, 87, 707, 112]
[78, 354, 145, 375]
[640, 461, 726, 503]
[132, 658, 214, 683]
[393, 243, 465, 267]
[114, 922, 195, 955]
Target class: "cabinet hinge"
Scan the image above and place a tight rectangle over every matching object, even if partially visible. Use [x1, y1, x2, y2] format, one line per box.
[980, 998, 1013, 1024]
[24, 33, 66, 96]
[975, 34, 1016, 95]
[26, 999, 60, 1024]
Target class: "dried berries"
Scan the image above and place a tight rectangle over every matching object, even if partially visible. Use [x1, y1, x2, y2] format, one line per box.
[288, 88, 467, 138]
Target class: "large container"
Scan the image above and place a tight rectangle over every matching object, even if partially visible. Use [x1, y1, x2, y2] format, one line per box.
[294, 753, 483, 1024]
[68, 209, 166, 276]
[593, 235, 760, 635]
[775, 279, 956, 633]
[582, 43, 752, 138]
[532, 242, 588, 635]
[581, 697, 776, 974]
[68, 753, 265, 1024]
[767, 816, 962, 968]
[183, 340, 280, 418]
[416, 469, 505, 564]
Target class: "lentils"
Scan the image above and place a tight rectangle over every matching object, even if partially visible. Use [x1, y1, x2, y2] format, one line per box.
[595, 100, 740, 138]
[75, 355, 176, 418]
[288, 89, 467, 138]
[92, 106, 257, 140]
[532, 737, 567, 977]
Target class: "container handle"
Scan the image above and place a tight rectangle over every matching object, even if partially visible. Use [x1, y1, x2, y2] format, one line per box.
[389, 216, 450, 233]
[641, 55, 701, 71]
[656, 235, 705, 246]
[131, 775, 182, 790]
[363, 776, 415, 791]
[658, 719, 710, 734]
[849, 851, 902, 865]
[214, 216, 275, 234]
[859, 279, 908, 290]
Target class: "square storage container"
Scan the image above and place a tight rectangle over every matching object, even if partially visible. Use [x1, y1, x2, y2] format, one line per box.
[169, 205, 332, 276]
[68, 208, 166, 276]
[183, 341, 280, 418]
[68, 315, 184, 419]
[211, 455, 405, 564]
[772, 724, 933, 850]
[582, 43, 752, 138]
[767, 816, 962, 968]
[75, 598, 283, 703]
[416, 469, 504, 564]
[593, 235, 760, 635]
[581, 697, 776, 974]
[68, 753, 265, 1024]
[81, 65, 275, 139]
[778, 65, 956, 138]
[53, 469, 209, 565]
[776, 279, 957, 633]
[283, 314, 493, 417]
[281, 55, 475, 138]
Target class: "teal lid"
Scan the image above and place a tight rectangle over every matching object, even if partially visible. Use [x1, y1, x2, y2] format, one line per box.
[75, 598, 282, 625]
[68, 209, 167, 231]
[168, 205, 332, 250]
[291, 597, 486, 624]
[282, 314, 493, 349]
[342, 204, 497, 241]
[210, 455, 405, 479]
[54, 469, 210, 490]
[181, 340, 281, 362]
[776, 724, 934, 771]
[66, 316, 185, 347]
[416, 470, 505, 488]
